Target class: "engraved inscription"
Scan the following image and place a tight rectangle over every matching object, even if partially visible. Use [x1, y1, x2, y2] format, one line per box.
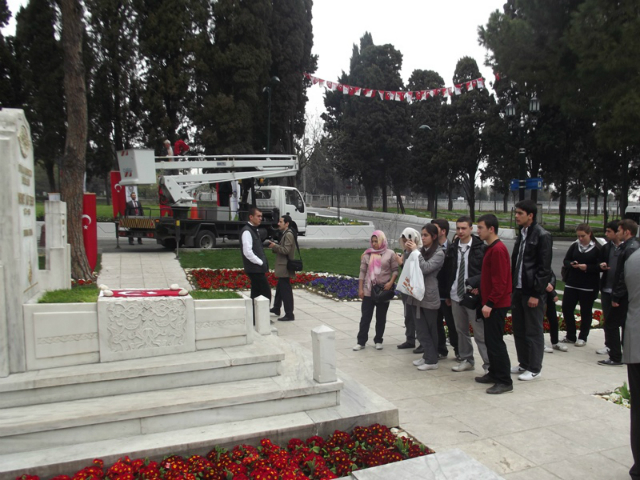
[22, 176, 31, 186]
[18, 125, 31, 158]
[23, 208, 31, 216]
[105, 298, 188, 352]
[23, 229, 33, 237]
[38, 333, 98, 344]
[197, 318, 244, 329]
[18, 164, 33, 177]
[17, 193, 35, 206]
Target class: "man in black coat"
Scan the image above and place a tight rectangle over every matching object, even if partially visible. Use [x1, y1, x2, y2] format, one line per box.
[125, 192, 143, 245]
[511, 200, 552, 381]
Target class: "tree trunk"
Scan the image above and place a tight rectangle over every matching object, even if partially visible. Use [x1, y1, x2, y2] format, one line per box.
[576, 194, 581, 216]
[447, 187, 453, 211]
[531, 189, 538, 203]
[104, 176, 111, 206]
[60, 0, 93, 281]
[45, 162, 57, 192]
[603, 181, 608, 227]
[503, 191, 509, 213]
[365, 185, 374, 211]
[620, 153, 630, 218]
[381, 175, 387, 212]
[593, 193, 598, 216]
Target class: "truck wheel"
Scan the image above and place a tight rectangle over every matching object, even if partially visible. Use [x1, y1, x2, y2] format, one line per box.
[195, 231, 216, 249]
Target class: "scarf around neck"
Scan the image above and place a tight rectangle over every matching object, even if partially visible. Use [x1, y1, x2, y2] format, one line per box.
[364, 230, 388, 286]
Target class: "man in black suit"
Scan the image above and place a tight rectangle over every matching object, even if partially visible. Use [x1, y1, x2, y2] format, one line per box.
[125, 192, 143, 245]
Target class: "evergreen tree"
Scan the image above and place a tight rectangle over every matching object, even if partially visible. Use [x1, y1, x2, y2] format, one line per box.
[13, 0, 66, 192]
[0, 0, 20, 109]
[192, 0, 272, 154]
[268, 0, 317, 155]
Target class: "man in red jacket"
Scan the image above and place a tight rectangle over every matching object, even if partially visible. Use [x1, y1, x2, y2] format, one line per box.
[475, 214, 513, 394]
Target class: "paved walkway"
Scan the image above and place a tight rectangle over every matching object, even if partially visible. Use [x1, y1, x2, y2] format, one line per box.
[99, 253, 634, 479]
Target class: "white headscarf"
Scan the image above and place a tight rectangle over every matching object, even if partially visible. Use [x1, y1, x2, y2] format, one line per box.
[400, 227, 422, 249]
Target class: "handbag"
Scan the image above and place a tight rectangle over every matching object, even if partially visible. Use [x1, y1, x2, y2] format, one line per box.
[459, 291, 481, 310]
[371, 284, 396, 303]
[286, 231, 303, 272]
[397, 250, 425, 301]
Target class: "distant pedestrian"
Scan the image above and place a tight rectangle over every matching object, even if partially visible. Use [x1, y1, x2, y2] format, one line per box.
[125, 192, 143, 245]
[268, 215, 296, 322]
[561, 223, 601, 347]
[597, 220, 621, 356]
[353, 230, 399, 351]
[511, 200, 552, 381]
[599, 219, 640, 366]
[543, 271, 568, 353]
[431, 218, 459, 360]
[396, 227, 422, 350]
[240, 207, 271, 302]
[622, 249, 640, 479]
[406, 224, 445, 371]
[174, 138, 190, 156]
[475, 214, 513, 394]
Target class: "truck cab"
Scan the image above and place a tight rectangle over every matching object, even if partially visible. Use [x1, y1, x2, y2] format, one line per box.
[254, 186, 306, 235]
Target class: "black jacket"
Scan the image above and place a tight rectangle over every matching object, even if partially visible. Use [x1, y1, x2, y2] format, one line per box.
[562, 241, 601, 292]
[511, 221, 553, 298]
[612, 237, 640, 303]
[436, 242, 452, 298]
[444, 235, 486, 298]
[599, 241, 617, 291]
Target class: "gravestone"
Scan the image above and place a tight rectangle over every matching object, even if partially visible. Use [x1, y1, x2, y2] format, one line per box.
[0, 109, 40, 375]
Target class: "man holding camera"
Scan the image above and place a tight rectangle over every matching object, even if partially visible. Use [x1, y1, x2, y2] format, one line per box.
[445, 216, 488, 374]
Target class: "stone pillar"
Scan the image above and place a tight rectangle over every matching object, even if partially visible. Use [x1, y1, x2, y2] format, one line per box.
[254, 295, 271, 335]
[0, 264, 8, 377]
[311, 325, 337, 383]
[43, 199, 71, 290]
[0, 109, 39, 373]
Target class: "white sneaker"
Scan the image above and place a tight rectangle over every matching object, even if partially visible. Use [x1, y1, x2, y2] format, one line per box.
[518, 370, 542, 381]
[452, 360, 474, 372]
[596, 347, 610, 355]
[553, 343, 569, 352]
[575, 339, 587, 347]
[413, 358, 426, 366]
[544, 345, 553, 353]
[375, 343, 383, 350]
[353, 344, 365, 351]
[510, 366, 526, 374]
[417, 363, 438, 371]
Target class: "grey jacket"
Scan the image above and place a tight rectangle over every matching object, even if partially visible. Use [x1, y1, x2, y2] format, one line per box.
[623, 249, 640, 364]
[271, 229, 295, 278]
[405, 248, 445, 311]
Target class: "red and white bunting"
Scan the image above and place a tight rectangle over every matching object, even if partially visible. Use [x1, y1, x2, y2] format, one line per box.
[304, 73, 486, 102]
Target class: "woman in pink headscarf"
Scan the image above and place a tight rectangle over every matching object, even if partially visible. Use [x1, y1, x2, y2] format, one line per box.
[353, 230, 399, 351]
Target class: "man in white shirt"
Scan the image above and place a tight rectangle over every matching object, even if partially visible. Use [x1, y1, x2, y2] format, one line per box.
[240, 207, 271, 301]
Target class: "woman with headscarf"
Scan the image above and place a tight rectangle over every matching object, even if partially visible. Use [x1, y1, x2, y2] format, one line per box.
[406, 223, 445, 371]
[353, 230, 399, 351]
[397, 227, 423, 350]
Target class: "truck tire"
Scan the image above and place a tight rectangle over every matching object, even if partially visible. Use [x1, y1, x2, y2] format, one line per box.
[195, 230, 217, 249]
[160, 238, 177, 250]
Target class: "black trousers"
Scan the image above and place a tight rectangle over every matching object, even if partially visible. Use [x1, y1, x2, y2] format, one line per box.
[437, 299, 458, 356]
[546, 291, 559, 345]
[562, 287, 597, 342]
[483, 307, 512, 386]
[604, 293, 627, 363]
[357, 296, 390, 346]
[629, 363, 640, 479]
[402, 296, 416, 344]
[273, 277, 294, 318]
[511, 289, 545, 374]
[247, 272, 271, 301]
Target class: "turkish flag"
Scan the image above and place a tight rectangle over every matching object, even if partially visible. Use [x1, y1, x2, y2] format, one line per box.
[83, 193, 98, 272]
[110, 170, 127, 218]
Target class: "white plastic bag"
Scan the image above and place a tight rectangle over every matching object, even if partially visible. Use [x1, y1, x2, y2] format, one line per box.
[397, 250, 425, 301]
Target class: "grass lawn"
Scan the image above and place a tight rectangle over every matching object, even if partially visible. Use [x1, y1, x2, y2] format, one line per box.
[190, 290, 241, 299]
[39, 284, 100, 303]
[36, 202, 162, 221]
[180, 248, 365, 277]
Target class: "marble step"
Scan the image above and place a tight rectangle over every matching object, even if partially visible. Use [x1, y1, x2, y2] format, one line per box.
[0, 341, 285, 408]
[0, 370, 395, 480]
[0, 374, 343, 455]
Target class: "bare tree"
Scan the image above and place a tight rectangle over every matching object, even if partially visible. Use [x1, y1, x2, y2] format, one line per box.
[60, 0, 93, 280]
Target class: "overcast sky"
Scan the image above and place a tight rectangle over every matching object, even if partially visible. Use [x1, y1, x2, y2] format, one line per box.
[3, 0, 506, 119]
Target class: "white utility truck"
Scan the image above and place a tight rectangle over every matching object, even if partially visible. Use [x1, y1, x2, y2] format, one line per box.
[115, 150, 307, 248]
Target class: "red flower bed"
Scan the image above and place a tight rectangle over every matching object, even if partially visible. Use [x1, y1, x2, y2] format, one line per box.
[17, 425, 432, 480]
[190, 269, 321, 291]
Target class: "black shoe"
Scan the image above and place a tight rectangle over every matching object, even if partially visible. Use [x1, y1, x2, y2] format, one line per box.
[438, 353, 448, 360]
[397, 342, 416, 349]
[413, 345, 424, 354]
[138, 240, 143, 244]
[269, 308, 280, 316]
[475, 374, 495, 384]
[486, 383, 513, 395]
[278, 316, 295, 322]
[598, 359, 623, 366]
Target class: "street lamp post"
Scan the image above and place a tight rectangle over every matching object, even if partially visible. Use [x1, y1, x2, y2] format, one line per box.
[263, 76, 280, 154]
[505, 96, 540, 201]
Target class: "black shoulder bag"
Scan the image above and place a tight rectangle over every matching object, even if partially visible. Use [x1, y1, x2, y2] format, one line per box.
[287, 231, 303, 272]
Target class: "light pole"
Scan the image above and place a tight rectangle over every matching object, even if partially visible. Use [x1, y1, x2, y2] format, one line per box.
[418, 125, 436, 218]
[505, 96, 540, 201]
[263, 76, 280, 154]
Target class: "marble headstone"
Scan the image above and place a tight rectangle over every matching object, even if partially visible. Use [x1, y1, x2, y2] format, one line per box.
[0, 109, 40, 375]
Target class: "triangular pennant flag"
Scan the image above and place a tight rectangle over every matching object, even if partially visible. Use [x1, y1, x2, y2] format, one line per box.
[378, 90, 385, 100]
[395, 92, 405, 101]
[341, 84, 350, 95]
[415, 91, 423, 101]
[326, 81, 338, 91]
[304, 73, 311, 80]
[312, 76, 321, 85]
[363, 88, 376, 98]
[406, 91, 414, 102]
[448, 87, 453, 96]
[477, 78, 485, 89]
[494, 72, 501, 82]
[454, 84, 462, 95]
[466, 80, 475, 91]
[349, 86, 362, 96]
[385, 91, 395, 101]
